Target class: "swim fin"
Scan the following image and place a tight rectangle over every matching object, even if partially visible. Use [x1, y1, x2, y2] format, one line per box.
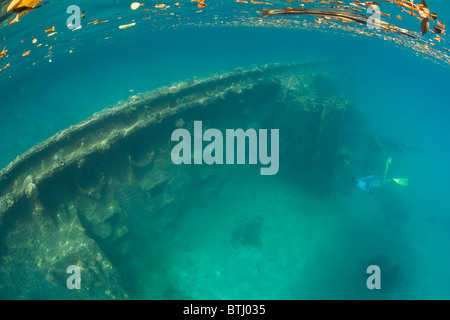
[393, 178, 409, 186]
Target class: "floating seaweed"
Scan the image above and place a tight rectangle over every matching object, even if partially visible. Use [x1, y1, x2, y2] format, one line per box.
[262, 7, 422, 40]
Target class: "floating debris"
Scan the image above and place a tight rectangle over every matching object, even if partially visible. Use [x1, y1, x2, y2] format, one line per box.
[191, 0, 207, 9]
[119, 22, 136, 29]
[421, 17, 430, 36]
[0, 46, 7, 59]
[87, 19, 109, 25]
[7, 0, 42, 12]
[9, 14, 20, 26]
[262, 7, 432, 40]
[7, 0, 43, 26]
[130, 2, 144, 10]
[0, 0, 447, 67]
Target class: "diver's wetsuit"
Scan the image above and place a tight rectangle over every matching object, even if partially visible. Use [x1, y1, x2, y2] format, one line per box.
[356, 176, 375, 193]
[356, 176, 392, 193]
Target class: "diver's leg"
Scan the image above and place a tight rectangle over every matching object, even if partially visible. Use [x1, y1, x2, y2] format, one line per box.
[372, 179, 392, 187]
[371, 181, 384, 188]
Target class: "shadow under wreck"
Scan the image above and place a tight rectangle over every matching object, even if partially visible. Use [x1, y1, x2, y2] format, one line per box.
[0, 61, 357, 299]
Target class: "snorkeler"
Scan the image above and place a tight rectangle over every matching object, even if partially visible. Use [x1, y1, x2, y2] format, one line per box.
[353, 157, 408, 194]
[352, 175, 385, 194]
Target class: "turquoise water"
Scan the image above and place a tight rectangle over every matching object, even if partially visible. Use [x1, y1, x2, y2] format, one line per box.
[1, 0, 450, 299]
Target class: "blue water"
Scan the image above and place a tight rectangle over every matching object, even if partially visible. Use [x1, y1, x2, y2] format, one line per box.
[1, 0, 450, 299]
